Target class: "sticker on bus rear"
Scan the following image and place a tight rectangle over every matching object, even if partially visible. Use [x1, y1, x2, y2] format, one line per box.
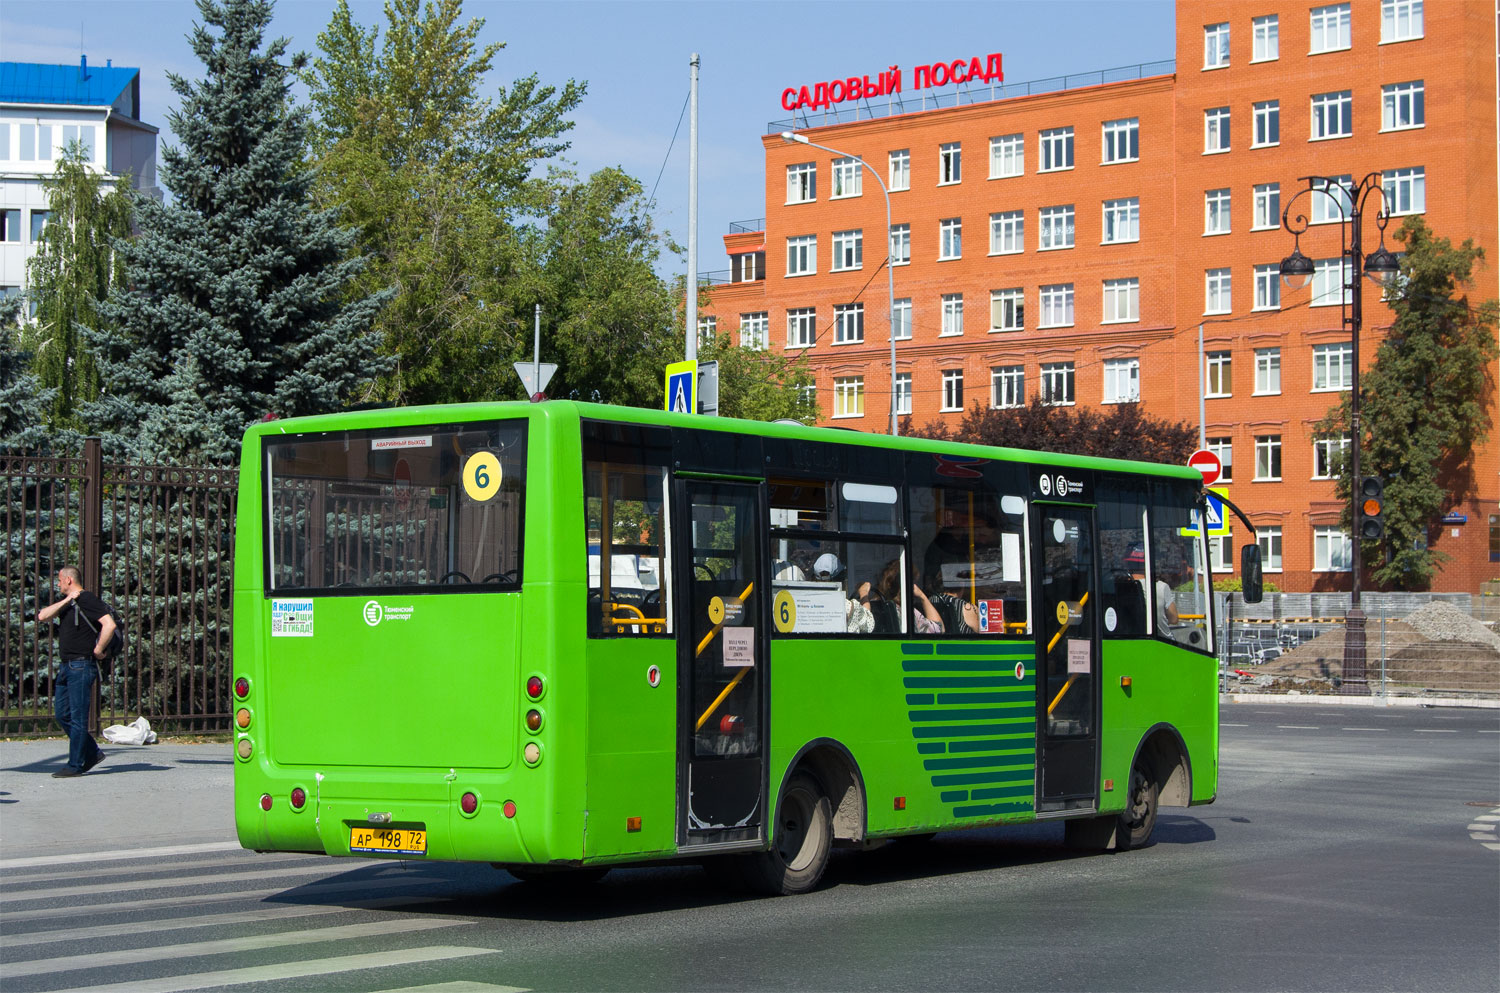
[271, 599, 314, 637]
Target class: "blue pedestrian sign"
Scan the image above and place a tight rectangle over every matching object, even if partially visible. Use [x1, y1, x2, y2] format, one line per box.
[665, 360, 697, 414]
[1204, 486, 1230, 536]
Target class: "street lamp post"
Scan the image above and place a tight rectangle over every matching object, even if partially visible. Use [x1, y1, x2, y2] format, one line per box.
[781, 131, 900, 436]
[1279, 173, 1400, 694]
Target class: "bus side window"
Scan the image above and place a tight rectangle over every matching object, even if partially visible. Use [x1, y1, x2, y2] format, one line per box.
[1097, 480, 1150, 638]
[583, 422, 673, 638]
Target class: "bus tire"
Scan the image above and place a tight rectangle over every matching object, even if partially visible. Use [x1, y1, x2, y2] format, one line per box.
[1115, 763, 1159, 850]
[744, 772, 832, 895]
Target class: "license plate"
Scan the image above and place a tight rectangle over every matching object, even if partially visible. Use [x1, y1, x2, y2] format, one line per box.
[349, 826, 426, 855]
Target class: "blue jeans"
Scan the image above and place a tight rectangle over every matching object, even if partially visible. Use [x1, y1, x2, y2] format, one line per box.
[55, 658, 103, 771]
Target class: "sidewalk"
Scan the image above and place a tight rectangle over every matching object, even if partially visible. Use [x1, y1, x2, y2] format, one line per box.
[0, 738, 238, 863]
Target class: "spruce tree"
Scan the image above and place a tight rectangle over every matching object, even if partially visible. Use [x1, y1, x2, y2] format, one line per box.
[83, 0, 389, 465]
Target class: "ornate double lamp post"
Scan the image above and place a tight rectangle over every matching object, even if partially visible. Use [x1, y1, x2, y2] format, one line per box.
[1279, 174, 1400, 693]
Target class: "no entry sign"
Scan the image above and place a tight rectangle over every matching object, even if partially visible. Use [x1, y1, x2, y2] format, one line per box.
[1187, 449, 1222, 486]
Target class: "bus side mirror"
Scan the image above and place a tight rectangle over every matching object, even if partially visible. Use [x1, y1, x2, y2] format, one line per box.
[1240, 544, 1264, 604]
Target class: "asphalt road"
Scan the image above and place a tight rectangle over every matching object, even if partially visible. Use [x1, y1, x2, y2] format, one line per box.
[1, 701, 1496, 992]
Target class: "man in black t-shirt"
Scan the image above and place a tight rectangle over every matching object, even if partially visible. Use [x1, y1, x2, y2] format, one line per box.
[36, 566, 113, 777]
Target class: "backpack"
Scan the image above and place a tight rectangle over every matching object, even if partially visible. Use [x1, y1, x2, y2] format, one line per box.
[76, 601, 126, 668]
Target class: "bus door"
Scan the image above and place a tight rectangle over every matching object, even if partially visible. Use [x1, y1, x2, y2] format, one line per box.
[1033, 502, 1100, 812]
[674, 478, 768, 849]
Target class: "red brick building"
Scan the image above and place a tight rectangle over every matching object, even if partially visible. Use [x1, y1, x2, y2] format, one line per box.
[701, 0, 1497, 594]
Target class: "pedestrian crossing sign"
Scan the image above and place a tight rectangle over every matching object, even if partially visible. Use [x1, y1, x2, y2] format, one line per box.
[1205, 486, 1230, 536]
[665, 360, 697, 414]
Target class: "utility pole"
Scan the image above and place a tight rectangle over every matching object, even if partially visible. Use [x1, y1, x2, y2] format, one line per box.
[686, 53, 700, 362]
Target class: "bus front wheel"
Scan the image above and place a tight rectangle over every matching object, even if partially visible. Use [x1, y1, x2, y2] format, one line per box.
[744, 772, 832, 895]
[1115, 764, 1159, 850]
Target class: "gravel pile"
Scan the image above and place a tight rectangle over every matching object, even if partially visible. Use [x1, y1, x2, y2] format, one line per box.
[1398, 601, 1500, 651]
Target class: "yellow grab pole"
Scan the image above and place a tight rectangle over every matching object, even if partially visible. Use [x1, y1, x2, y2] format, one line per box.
[692, 581, 756, 731]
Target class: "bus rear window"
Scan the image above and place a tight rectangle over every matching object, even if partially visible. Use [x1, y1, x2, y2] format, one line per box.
[264, 421, 526, 593]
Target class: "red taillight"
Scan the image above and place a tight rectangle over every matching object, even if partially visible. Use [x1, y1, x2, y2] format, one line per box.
[259, 793, 273, 811]
[461, 792, 478, 814]
[235, 677, 249, 698]
[502, 800, 517, 818]
[290, 787, 306, 809]
[526, 676, 544, 699]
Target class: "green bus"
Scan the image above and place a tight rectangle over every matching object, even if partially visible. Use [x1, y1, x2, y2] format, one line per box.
[232, 401, 1243, 894]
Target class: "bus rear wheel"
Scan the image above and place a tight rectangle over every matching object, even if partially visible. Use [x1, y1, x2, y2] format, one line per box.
[1115, 764, 1159, 850]
[744, 772, 832, 895]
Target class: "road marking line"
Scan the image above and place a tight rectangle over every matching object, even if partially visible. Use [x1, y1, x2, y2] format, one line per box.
[0, 862, 412, 903]
[0, 897, 424, 949]
[1222, 722, 1249, 727]
[5, 918, 469, 979]
[0, 841, 242, 870]
[1477, 730, 1499, 734]
[6, 852, 323, 886]
[48, 945, 497, 993]
[379, 984, 529, 993]
[1414, 729, 1459, 733]
[1486, 843, 1500, 852]
[1341, 727, 1385, 732]
[1276, 725, 1319, 730]
[1472, 815, 1500, 822]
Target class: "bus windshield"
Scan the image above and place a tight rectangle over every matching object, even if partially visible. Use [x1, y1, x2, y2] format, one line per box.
[263, 420, 526, 593]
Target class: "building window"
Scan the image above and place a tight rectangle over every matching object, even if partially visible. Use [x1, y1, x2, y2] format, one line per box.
[0, 209, 18, 243]
[991, 366, 1024, 408]
[1381, 0, 1422, 42]
[940, 294, 964, 336]
[1102, 118, 1139, 163]
[939, 142, 962, 185]
[1206, 350, 1232, 397]
[1313, 258, 1352, 306]
[1311, 91, 1353, 140]
[832, 229, 863, 271]
[1310, 3, 1352, 53]
[1102, 278, 1139, 324]
[787, 307, 816, 349]
[60, 124, 96, 161]
[990, 133, 1024, 178]
[697, 315, 717, 343]
[834, 303, 864, 345]
[1102, 197, 1139, 244]
[1205, 268, 1232, 315]
[1204, 22, 1230, 68]
[1204, 107, 1231, 154]
[1103, 357, 1140, 403]
[787, 162, 816, 204]
[989, 210, 1024, 255]
[939, 218, 962, 260]
[1041, 363, 1075, 405]
[1208, 436, 1233, 482]
[1253, 14, 1279, 61]
[29, 210, 50, 243]
[895, 372, 912, 415]
[734, 252, 761, 282]
[1210, 535, 1233, 574]
[1381, 81, 1425, 131]
[1039, 284, 1074, 328]
[1255, 435, 1282, 481]
[1254, 347, 1281, 394]
[739, 312, 768, 350]
[834, 376, 864, 418]
[890, 224, 910, 266]
[1311, 176, 1353, 224]
[889, 149, 910, 191]
[1258, 527, 1283, 571]
[1313, 342, 1354, 391]
[1039, 205, 1075, 250]
[990, 288, 1024, 333]
[1254, 264, 1282, 311]
[941, 369, 964, 411]
[1383, 167, 1425, 215]
[1040, 127, 1073, 172]
[893, 298, 912, 340]
[1205, 189, 1232, 235]
[1313, 434, 1351, 479]
[1314, 526, 1352, 571]
[786, 235, 816, 276]
[1253, 183, 1281, 230]
[831, 157, 862, 198]
[1252, 101, 1280, 147]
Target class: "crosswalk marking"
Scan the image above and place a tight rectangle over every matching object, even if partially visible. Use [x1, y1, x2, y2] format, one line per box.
[0, 859, 442, 903]
[5, 918, 470, 979]
[48, 946, 498, 993]
[5, 852, 322, 886]
[379, 984, 530, 992]
[0, 841, 242, 870]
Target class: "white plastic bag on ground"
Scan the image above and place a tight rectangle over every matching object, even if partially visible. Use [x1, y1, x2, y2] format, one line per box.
[102, 716, 158, 745]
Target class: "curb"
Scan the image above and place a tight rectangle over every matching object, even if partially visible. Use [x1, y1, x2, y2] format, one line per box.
[1221, 692, 1500, 709]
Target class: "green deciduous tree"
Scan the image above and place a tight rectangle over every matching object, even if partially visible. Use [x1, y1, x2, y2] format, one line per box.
[1318, 216, 1499, 588]
[21, 145, 132, 431]
[694, 330, 818, 423]
[304, 0, 584, 406]
[911, 397, 1199, 464]
[82, 0, 389, 466]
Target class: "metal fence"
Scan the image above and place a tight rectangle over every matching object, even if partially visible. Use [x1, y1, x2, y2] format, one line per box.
[1218, 592, 1500, 701]
[2, 440, 237, 736]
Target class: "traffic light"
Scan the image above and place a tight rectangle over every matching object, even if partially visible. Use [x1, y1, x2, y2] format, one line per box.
[1357, 476, 1385, 541]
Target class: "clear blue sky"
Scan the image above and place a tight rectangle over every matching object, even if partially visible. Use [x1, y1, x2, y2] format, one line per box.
[1, 0, 1175, 279]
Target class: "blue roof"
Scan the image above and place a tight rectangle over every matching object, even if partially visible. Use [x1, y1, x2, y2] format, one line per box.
[0, 60, 138, 108]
